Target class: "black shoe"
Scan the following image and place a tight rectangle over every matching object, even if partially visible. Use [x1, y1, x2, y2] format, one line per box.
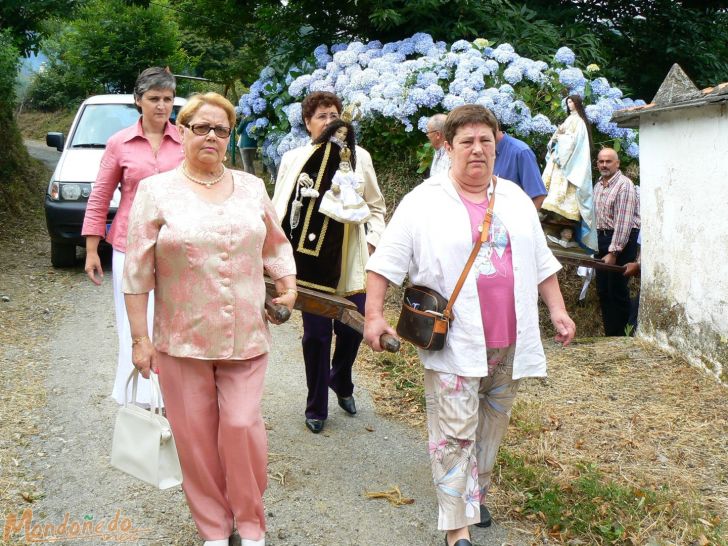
[444, 537, 472, 546]
[474, 504, 492, 528]
[337, 395, 357, 415]
[229, 532, 242, 546]
[305, 418, 324, 433]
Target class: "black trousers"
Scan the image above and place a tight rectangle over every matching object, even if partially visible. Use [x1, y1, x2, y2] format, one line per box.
[596, 229, 639, 336]
[301, 293, 365, 420]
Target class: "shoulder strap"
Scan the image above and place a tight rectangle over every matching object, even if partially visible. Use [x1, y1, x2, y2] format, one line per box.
[443, 177, 497, 320]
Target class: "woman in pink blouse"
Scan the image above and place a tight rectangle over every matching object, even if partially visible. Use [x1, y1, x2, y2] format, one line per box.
[81, 66, 184, 406]
[123, 92, 296, 546]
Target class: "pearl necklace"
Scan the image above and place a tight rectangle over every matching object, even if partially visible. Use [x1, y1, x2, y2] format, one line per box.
[181, 161, 226, 189]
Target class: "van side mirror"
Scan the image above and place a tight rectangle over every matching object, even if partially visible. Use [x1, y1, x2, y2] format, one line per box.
[47, 132, 65, 152]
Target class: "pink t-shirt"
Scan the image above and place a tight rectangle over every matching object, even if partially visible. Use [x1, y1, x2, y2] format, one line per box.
[460, 195, 517, 348]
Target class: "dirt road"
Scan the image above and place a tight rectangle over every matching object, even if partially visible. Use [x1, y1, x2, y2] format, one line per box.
[24, 138, 61, 172]
[4, 261, 529, 545]
[1, 146, 527, 544]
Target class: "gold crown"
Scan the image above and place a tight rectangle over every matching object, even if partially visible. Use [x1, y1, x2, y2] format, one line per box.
[340, 102, 361, 123]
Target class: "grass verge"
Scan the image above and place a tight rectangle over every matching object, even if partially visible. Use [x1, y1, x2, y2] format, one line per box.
[357, 295, 726, 545]
[16, 109, 76, 141]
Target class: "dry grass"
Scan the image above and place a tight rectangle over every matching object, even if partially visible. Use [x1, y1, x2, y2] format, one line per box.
[357, 288, 727, 545]
[16, 110, 76, 141]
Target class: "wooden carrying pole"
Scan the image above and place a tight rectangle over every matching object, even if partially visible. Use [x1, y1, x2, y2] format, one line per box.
[264, 279, 400, 353]
[550, 248, 627, 273]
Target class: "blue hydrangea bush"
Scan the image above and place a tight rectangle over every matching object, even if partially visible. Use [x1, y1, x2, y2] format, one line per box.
[237, 34, 644, 170]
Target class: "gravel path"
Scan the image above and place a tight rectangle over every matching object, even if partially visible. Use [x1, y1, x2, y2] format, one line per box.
[6, 142, 529, 545]
[17, 262, 529, 546]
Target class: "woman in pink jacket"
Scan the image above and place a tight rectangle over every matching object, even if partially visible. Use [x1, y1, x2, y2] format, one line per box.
[81, 66, 184, 406]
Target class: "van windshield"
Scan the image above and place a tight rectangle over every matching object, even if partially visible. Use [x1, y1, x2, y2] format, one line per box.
[70, 103, 181, 148]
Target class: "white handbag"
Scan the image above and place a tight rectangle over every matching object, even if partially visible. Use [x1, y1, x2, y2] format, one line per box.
[110, 370, 183, 489]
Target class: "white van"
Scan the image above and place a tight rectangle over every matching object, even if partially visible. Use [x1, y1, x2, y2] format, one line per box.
[44, 94, 186, 267]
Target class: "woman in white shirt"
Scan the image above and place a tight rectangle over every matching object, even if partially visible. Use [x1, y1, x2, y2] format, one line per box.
[365, 105, 575, 546]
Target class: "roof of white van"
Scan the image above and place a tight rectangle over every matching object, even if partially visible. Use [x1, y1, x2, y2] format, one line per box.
[82, 94, 186, 105]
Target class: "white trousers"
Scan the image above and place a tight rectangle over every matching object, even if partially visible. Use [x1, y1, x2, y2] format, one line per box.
[111, 249, 160, 406]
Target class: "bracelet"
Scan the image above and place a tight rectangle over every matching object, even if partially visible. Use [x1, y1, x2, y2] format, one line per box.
[132, 335, 150, 346]
[277, 288, 298, 297]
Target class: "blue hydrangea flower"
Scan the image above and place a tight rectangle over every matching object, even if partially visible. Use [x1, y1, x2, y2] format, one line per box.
[499, 84, 515, 95]
[475, 95, 495, 111]
[397, 39, 416, 56]
[443, 93, 465, 110]
[525, 65, 547, 84]
[449, 78, 467, 95]
[503, 65, 524, 85]
[315, 52, 332, 68]
[554, 47, 576, 66]
[559, 67, 586, 91]
[333, 50, 358, 67]
[249, 80, 264, 95]
[382, 82, 403, 99]
[417, 116, 430, 132]
[347, 41, 367, 54]
[529, 114, 556, 134]
[252, 98, 267, 114]
[417, 71, 439, 87]
[313, 45, 328, 57]
[607, 87, 624, 99]
[309, 80, 334, 93]
[482, 59, 499, 76]
[585, 104, 600, 123]
[626, 142, 639, 158]
[493, 43, 516, 64]
[422, 84, 445, 107]
[412, 33, 435, 54]
[288, 74, 312, 98]
[285, 102, 302, 126]
[451, 39, 472, 53]
[243, 33, 646, 167]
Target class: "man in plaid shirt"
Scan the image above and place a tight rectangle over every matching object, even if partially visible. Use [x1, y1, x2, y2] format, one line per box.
[594, 148, 641, 336]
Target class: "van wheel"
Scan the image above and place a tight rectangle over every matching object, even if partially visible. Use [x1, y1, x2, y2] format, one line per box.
[51, 242, 76, 267]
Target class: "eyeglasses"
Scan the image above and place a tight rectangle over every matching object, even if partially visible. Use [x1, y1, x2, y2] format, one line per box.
[312, 112, 340, 122]
[426, 130, 441, 135]
[184, 123, 232, 138]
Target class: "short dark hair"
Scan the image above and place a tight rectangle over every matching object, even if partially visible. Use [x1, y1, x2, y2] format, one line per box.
[133, 66, 176, 113]
[443, 104, 498, 144]
[301, 91, 343, 123]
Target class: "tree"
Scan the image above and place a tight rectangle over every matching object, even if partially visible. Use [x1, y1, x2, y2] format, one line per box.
[0, 0, 79, 55]
[0, 1, 81, 214]
[60, 0, 185, 93]
[526, 0, 728, 98]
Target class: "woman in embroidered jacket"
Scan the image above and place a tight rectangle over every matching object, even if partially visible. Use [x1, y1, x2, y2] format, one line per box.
[82, 67, 184, 406]
[541, 94, 597, 251]
[272, 91, 385, 435]
[364, 105, 575, 546]
[123, 93, 296, 546]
